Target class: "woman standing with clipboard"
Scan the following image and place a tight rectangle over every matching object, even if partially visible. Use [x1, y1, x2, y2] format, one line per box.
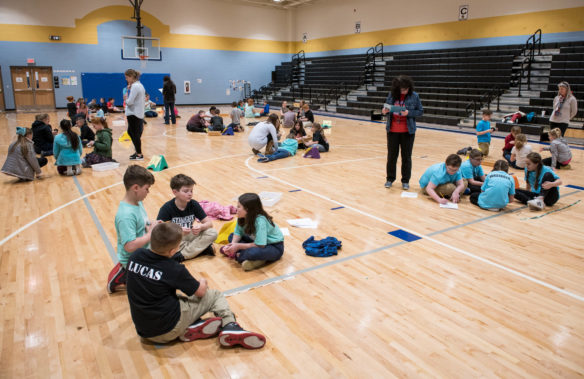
[381, 75, 423, 190]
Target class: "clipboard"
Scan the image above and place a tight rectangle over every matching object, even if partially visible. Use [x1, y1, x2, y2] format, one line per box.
[383, 103, 406, 113]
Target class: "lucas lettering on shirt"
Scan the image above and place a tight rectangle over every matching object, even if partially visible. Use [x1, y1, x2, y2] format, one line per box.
[127, 261, 163, 281]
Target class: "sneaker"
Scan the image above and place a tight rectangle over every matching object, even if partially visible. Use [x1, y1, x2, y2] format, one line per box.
[74, 165, 82, 175]
[218, 322, 266, 349]
[129, 154, 144, 161]
[384, 181, 393, 189]
[200, 244, 216, 256]
[402, 183, 410, 190]
[463, 188, 471, 195]
[107, 263, 127, 294]
[252, 148, 260, 155]
[486, 208, 501, 212]
[241, 260, 266, 271]
[527, 197, 544, 211]
[257, 154, 269, 163]
[66, 166, 74, 176]
[180, 317, 222, 342]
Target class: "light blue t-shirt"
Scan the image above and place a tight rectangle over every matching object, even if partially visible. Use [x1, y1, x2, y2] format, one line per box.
[525, 166, 560, 195]
[234, 215, 284, 246]
[115, 201, 149, 267]
[419, 162, 462, 189]
[478, 171, 516, 209]
[476, 120, 492, 143]
[280, 139, 298, 155]
[460, 159, 485, 180]
[95, 109, 105, 118]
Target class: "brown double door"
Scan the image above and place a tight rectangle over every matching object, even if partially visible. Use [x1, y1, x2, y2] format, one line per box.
[10, 66, 55, 111]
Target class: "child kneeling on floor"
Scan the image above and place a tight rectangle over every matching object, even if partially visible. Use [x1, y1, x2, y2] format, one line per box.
[157, 174, 218, 261]
[126, 222, 266, 348]
[257, 138, 298, 162]
[419, 154, 466, 204]
[470, 160, 515, 211]
[220, 193, 284, 271]
[514, 152, 562, 211]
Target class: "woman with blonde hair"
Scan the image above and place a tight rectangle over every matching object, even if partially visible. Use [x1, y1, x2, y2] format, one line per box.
[544, 81, 578, 140]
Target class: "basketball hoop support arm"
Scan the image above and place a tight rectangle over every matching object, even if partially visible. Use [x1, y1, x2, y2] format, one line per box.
[129, 0, 144, 48]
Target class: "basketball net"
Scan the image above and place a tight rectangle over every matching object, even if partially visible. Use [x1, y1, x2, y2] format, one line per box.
[139, 55, 148, 69]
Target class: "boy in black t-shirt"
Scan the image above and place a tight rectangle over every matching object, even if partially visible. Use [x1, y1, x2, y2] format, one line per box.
[126, 222, 266, 347]
[157, 174, 218, 261]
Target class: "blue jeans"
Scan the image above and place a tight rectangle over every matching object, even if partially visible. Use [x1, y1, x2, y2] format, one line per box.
[259, 149, 291, 162]
[313, 144, 326, 152]
[164, 102, 176, 124]
[228, 234, 284, 263]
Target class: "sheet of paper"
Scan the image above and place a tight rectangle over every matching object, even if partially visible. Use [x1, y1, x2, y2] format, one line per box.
[440, 202, 459, 209]
[287, 218, 318, 228]
[401, 192, 418, 198]
[112, 119, 126, 127]
[280, 227, 290, 236]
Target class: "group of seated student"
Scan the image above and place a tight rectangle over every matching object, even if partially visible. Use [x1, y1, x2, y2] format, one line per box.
[2, 114, 115, 179]
[106, 166, 287, 348]
[243, 98, 269, 118]
[418, 149, 562, 212]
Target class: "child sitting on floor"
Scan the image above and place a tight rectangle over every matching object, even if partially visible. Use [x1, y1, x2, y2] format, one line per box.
[83, 117, 115, 167]
[126, 222, 266, 348]
[209, 109, 225, 132]
[514, 152, 562, 211]
[503, 125, 521, 164]
[257, 138, 298, 163]
[419, 154, 466, 204]
[54, 119, 83, 176]
[305, 123, 329, 152]
[287, 120, 308, 149]
[1, 127, 46, 181]
[156, 174, 218, 261]
[144, 94, 158, 117]
[460, 149, 486, 194]
[540, 127, 572, 169]
[470, 160, 515, 211]
[510, 134, 532, 169]
[220, 193, 284, 271]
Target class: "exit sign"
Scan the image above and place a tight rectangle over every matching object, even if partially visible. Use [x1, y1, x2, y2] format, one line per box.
[27, 58, 35, 64]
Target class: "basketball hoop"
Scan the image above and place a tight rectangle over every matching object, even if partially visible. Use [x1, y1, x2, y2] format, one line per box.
[139, 54, 148, 68]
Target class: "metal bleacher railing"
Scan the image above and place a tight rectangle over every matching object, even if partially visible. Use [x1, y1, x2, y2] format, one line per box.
[514, 29, 542, 97]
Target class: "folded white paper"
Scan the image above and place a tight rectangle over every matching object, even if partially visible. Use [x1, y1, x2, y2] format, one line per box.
[280, 227, 290, 236]
[401, 192, 418, 198]
[287, 218, 318, 228]
[440, 202, 459, 209]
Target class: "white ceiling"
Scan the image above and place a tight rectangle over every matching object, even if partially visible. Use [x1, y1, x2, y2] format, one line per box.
[217, 0, 318, 10]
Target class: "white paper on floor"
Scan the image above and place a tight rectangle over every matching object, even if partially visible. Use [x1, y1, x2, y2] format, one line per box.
[401, 192, 418, 198]
[440, 202, 459, 209]
[287, 218, 318, 228]
[280, 227, 290, 236]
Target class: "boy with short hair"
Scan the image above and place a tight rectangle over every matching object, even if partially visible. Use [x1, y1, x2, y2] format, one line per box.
[108, 165, 158, 293]
[419, 154, 466, 204]
[126, 222, 266, 348]
[75, 115, 95, 147]
[460, 149, 486, 194]
[476, 109, 495, 156]
[227, 101, 244, 132]
[283, 105, 296, 128]
[157, 174, 218, 261]
[470, 160, 515, 211]
[209, 109, 225, 132]
[259, 100, 270, 117]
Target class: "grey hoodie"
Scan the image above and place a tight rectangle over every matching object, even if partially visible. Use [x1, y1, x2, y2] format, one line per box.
[544, 137, 572, 167]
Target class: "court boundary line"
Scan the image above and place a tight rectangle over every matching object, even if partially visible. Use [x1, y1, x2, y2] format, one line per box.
[244, 156, 584, 302]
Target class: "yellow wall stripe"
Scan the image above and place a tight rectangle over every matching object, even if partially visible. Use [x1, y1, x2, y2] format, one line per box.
[0, 6, 582, 54]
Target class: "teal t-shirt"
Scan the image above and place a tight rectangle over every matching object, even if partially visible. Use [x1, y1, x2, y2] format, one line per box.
[280, 139, 298, 155]
[234, 215, 284, 246]
[525, 166, 560, 195]
[476, 120, 491, 143]
[419, 162, 462, 189]
[460, 159, 485, 180]
[115, 201, 149, 267]
[478, 171, 516, 209]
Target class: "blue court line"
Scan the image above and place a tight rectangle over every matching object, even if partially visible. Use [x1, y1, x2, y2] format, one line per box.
[389, 229, 422, 242]
[331, 206, 345, 210]
[256, 176, 268, 179]
[73, 177, 117, 262]
[223, 189, 583, 298]
[566, 184, 584, 191]
[312, 111, 584, 150]
[289, 189, 302, 192]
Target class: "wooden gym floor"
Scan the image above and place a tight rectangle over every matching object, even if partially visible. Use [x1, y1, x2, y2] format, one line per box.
[0, 107, 583, 378]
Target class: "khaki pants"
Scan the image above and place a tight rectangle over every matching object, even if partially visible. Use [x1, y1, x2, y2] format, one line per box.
[180, 228, 218, 259]
[146, 289, 236, 344]
[478, 142, 490, 156]
[421, 182, 466, 198]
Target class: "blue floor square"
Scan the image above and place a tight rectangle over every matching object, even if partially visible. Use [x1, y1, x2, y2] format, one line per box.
[388, 229, 422, 242]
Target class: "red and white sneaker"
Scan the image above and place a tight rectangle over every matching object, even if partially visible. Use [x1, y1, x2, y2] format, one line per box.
[107, 262, 127, 294]
[218, 322, 266, 349]
[180, 317, 222, 342]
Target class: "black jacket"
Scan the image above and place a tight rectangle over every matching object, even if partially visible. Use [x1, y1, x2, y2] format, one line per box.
[31, 120, 54, 154]
[163, 81, 176, 103]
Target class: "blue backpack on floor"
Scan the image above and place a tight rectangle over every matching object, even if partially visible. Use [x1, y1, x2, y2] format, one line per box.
[222, 126, 234, 135]
[302, 236, 342, 257]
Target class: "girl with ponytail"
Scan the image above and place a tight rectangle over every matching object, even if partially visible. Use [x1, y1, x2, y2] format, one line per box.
[54, 119, 83, 176]
[2, 127, 46, 181]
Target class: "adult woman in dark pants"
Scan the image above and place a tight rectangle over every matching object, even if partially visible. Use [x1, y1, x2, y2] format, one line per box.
[382, 75, 423, 190]
[163, 75, 177, 125]
[546, 81, 578, 140]
[124, 69, 146, 160]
